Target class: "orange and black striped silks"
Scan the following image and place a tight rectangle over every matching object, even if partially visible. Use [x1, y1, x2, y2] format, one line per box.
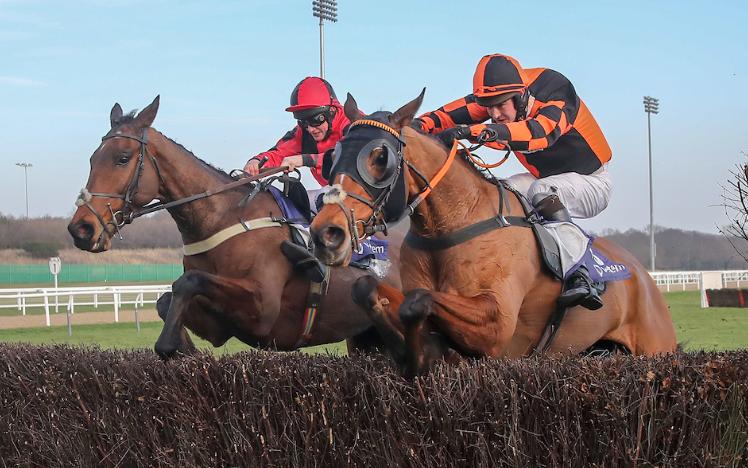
[418, 67, 612, 178]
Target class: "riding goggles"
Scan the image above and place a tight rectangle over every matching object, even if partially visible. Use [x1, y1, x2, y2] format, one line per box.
[297, 112, 327, 128]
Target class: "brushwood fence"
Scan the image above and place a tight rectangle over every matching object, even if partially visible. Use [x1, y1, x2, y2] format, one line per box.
[0, 345, 746, 467]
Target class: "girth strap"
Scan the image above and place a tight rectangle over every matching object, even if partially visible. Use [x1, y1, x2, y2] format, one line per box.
[405, 215, 531, 251]
[293, 269, 331, 350]
[183, 217, 282, 256]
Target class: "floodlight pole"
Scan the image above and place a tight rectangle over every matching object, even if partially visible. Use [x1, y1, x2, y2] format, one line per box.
[312, 0, 338, 79]
[15, 162, 32, 218]
[643, 96, 659, 272]
[319, 15, 325, 78]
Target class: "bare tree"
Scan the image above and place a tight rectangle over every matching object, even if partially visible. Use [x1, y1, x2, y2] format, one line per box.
[719, 151, 748, 263]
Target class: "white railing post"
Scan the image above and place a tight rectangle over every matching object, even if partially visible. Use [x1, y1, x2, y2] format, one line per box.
[43, 292, 50, 327]
[113, 291, 120, 323]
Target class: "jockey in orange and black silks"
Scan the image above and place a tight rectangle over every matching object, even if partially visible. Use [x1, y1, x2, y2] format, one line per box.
[414, 54, 612, 219]
[414, 53, 614, 310]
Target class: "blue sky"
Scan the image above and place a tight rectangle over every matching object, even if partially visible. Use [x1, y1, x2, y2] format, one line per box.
[1, 0, 746, 234]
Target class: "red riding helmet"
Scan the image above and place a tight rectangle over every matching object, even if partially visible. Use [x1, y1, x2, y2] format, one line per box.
[286, 77, 339, 119]
[472, 54, 529, 116]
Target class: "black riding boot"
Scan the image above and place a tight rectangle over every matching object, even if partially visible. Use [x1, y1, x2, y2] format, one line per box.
[557, 266, 603, 310]
[280, 241, 328, 283]
[531, 192, 571, 222]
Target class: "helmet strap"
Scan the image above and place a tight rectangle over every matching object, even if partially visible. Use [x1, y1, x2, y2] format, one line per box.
[323, 107, 336, 138]
[514, 90, 531, 121]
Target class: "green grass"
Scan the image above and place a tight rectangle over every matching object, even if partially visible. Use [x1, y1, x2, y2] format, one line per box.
[0, 291, 746, 354]
[0, 321, 348, 356]
[666, 290, 748, 351]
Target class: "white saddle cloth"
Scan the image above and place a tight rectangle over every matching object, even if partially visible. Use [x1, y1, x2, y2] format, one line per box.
[543, 221, 592, 278]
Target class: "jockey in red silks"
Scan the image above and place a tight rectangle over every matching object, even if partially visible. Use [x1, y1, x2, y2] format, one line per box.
[245, 76, 354, 212]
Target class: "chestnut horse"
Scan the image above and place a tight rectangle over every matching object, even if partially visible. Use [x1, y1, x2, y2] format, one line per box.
[310, 91, 676, 376]
[67, 96, 402, 357]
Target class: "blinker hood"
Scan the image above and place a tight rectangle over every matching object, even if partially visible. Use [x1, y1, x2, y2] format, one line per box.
[326, 121, 409, 224]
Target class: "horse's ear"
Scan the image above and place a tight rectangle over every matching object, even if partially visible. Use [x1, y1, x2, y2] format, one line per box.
[110, 103, 123, 128]
[344, 93, 361, 123]
[134, 95, 160, 128]
[390, 88, 426, 130]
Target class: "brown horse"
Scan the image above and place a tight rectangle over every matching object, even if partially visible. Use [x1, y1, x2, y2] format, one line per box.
[67, 96, 402, 358]
[310, 91, 677, 376]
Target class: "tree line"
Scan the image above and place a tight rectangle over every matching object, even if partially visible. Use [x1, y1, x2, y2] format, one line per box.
[1, 212, 745, 270]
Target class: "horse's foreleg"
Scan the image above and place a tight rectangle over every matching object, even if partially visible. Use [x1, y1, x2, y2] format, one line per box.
[351, 276, 407, 361]
[401, 288, 520, 360]
[155, 270, 263, 359]
[155, 291, 197, 355]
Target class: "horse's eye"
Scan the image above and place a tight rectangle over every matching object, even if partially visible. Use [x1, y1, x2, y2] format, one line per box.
[375, 148, 388, 166]
[116, 154, 131, 165]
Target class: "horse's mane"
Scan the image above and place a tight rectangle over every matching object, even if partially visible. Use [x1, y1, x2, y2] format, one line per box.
[114, 110, 138, 125]
[113, 109, 231, 180]
[160, 134, 233, 181]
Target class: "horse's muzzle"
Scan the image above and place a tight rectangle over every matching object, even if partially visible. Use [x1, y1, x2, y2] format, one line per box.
[312, 223, 349, 266]
[67, 220, 109, 252]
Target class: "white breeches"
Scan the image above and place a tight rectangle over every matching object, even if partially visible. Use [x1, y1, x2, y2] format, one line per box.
[504, 164, 612, 219]
[307, 186, 332, 214]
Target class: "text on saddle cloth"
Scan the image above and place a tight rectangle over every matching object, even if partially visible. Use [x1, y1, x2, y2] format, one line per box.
[543, 221, 631, 282]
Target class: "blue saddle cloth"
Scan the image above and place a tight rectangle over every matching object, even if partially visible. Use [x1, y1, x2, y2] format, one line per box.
[353, 238, 389, 262]
[268, 186, 307, 223]
[579, 245, 631, 283]
[268, 186, 389, 263]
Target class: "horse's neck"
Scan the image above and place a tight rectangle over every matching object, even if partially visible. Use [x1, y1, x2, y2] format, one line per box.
[409, 144, 507, 237]
[149, 130, 256, 243]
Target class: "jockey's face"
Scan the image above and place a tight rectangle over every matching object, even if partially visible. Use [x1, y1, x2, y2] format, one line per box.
[304, 120, 330, 141]
[485, 98, 518, 124]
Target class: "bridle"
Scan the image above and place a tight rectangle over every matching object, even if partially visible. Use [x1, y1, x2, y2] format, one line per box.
[323, 119, 461, 252]
[75, 127, 162, 245]
[75, 126, 290, 248]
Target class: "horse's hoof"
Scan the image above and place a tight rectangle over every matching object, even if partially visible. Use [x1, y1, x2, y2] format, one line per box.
[399, 289, 434, 326]
[154, 341, 179, 360]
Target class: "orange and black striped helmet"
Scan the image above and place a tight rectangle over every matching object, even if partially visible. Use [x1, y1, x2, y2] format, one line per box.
[472, 54, 528, 107]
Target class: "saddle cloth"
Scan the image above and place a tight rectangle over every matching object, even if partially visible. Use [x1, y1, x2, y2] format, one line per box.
[268, 186, 390, 267]
[543, 221, 631, 282]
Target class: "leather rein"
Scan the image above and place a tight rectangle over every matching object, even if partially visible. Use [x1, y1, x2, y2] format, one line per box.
[326, 120, 529, 253]
[76, 127, 287, 245]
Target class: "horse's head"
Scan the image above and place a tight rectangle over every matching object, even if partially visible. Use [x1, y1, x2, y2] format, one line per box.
[311, 89, 447, 265]
[67, 96, 163, 252]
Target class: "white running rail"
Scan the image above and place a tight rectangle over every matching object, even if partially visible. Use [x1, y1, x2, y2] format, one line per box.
[0, 284, 171, 327]
[3, 270, 748, 327]
[649, 270, 748, 292]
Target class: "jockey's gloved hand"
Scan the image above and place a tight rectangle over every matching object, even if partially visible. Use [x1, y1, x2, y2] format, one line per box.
[437, 125, 472, 147]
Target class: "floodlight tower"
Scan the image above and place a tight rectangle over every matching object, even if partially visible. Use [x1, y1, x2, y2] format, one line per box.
[15, 162, 32, 218]
[312, 0, 338, 79]
[643, 96, 660, 272]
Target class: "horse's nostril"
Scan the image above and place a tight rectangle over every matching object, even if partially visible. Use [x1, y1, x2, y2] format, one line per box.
[68, 222, 94, 242]
[313, 224, 346, 252]
[319, 225, 346, 250]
